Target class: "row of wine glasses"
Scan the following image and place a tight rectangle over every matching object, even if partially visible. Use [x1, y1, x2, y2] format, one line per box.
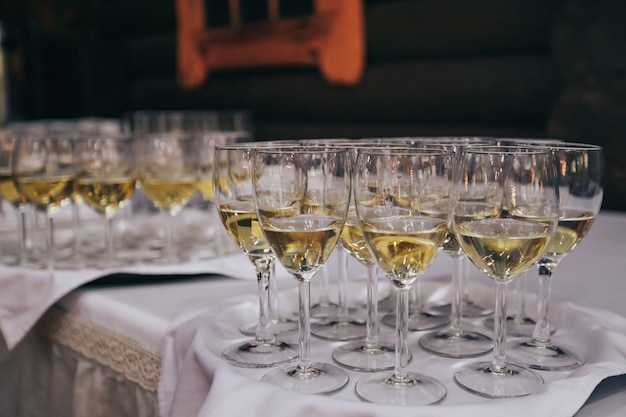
[0, 130, 243, 270]
[212, 138, 603, 405]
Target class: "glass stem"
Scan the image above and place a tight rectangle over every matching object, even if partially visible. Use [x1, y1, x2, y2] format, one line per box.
[72, 201, 81, 259]
[164, 211, 175, 263]
[364, 264, 380, 349]
[337, 250, 349, 320]
[461, 257, 471, 305]
[491, 282, 508, 373]
[317, 264, 331, 306]
[268, 261, 279, 322]
[16, 206, 28, 265]
[532, 259, 555, 346]
[297, 280, 313, 373]
[514, 271, 529, 322]
[252, 257, 275, 344]
[104, 215, 115, 267]
[411, 279, 424, 314]
[45, 213, 55, 271]
[393, 287, 410, 381]
[449, 254, 464, 334]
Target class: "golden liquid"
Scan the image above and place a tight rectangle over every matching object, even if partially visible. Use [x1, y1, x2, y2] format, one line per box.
[197, 175, 229, 203]
[196, 178, 215, 203]
[218, 201, 272, 257]
[456, 218, 552, 282]
[546, 210, 595, 257]
[257, 203, 301, 223]
[361, 216, 448, 289]
[75, 177, 136, 216]
[262, 214, 342, 278]
[339, 211, 374, 265]
[140, 177, 197, 214]
[14, 174, 74, 211]
[448, 201, 501, 255]
[0, 173, 22, 206]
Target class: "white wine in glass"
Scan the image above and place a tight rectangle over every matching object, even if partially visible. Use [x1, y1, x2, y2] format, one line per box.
[353, 147, 450, 406]
[13, 135, 75, 270]
[254, 146, 351, 395]
[214, 144, 298, 368]
[138, 134, 197, 264]
[74, 134, 136, 268]
[508, 142, 604, 371]
[453, 145, 559, 398]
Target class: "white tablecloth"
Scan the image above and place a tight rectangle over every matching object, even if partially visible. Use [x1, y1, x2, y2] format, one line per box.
[53, 210, 626, 417]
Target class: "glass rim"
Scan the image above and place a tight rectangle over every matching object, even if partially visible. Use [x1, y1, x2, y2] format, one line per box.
[355, 145, 454, 156]
[462, 144, 555, 155]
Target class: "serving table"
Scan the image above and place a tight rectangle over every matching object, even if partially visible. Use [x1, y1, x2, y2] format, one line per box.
[0, 211, 625, 417]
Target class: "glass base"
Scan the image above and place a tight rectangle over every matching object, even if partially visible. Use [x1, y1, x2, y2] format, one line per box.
[332, 341, 398, 372]
[377, 294, 395, 313]
[419, 328, 492, 358]
[355, 371, 446, 406]
[454, 361, 543, 398]
[432, 300, 494, 318]
[309, 301, 339, 318]
[311, 317, 366, 341]
[222, 339, 298, 368]
[484, 316, 556, 338]
[262, 362, 349, 395]
[507, 339, 585, 371]
[239, 317, 299, 339]
[382, 311, 449, 332]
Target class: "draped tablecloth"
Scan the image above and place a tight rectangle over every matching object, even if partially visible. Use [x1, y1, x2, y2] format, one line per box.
[157, 211, 626, 417]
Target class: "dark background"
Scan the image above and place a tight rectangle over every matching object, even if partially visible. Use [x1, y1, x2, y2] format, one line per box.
[1, 0, 625, 210]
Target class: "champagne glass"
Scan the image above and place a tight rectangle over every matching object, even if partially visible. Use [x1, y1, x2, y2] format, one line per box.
[74, 134, 137, 268]
[453, 145, 558, 398]
[214, 143, 298, 367]
[137, 133, 197, 264]
[254, 145, 351, 395]
[508, 142, 604, 371]
[0, 131, 38, 266]
[331, 205, 397, 371]
[353, 147, 450, 406]
[12, 134, 75, 271]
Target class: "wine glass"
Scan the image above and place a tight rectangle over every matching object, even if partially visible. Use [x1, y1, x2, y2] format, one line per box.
[213, 143, 298, 367]
[0, 130, 38, 266]
[73, 134, 137, 268]
[12, 134, 75, 271]
[331, 204, 397, 371]
[418, 169, 494, 358]
[452, 145, 559, 398]
[353, 147, 450, 406]
[137, 133, 197, 264]
[508, 141, 604, 370]
[253, 145, 351, 395]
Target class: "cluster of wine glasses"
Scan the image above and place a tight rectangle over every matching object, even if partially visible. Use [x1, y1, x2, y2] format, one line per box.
[0, 113, 251, 270]
[212, 137, 604, 404]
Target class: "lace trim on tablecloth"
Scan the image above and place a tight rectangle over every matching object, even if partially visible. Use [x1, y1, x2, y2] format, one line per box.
[36, 307, 161, 392]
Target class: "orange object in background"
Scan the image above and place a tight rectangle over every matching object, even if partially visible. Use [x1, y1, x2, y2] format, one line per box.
[175, 0, 366, 90]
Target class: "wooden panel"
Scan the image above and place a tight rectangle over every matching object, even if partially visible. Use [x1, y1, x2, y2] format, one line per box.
[119, 0, 563, 79]
[366, 0, 563, 60]
[127, 53, 563, 126]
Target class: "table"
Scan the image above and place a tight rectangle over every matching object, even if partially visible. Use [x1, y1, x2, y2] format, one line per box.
[1, 211, 625, 417]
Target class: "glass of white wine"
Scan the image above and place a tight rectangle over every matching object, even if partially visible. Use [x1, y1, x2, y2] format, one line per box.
[452, 145, 559, 398]
[0, 130, 37, 266]
[253, 145, 351, 395]
[508, 141, 604, 371]
[74, 134, 137, 268]
[353, 146, 451, 406]
[12, 134, 75, 270]
[137, 133, 197, 264]
[213, 143, 298, 367]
